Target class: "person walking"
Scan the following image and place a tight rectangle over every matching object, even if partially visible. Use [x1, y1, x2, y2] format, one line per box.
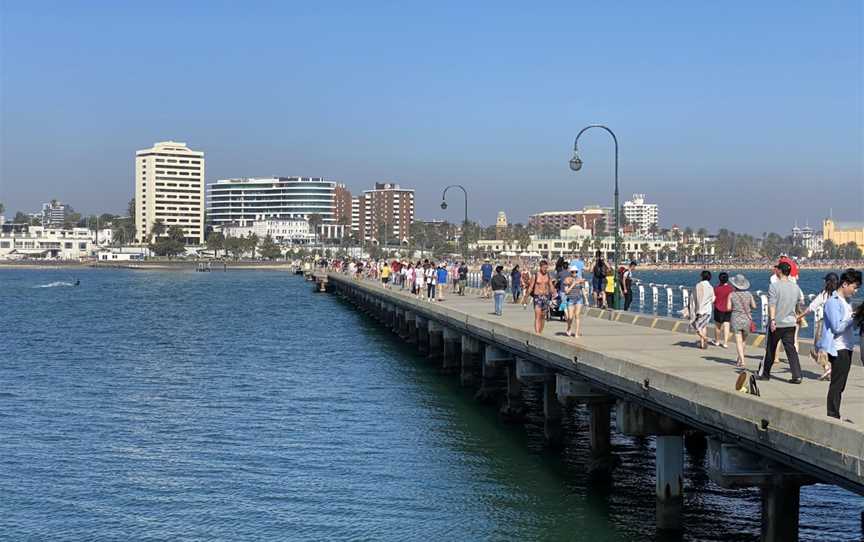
[527, 260, 556, 334]
[603, 268, 616, 310]
[491, 265, 508, 316]
[562, 263, 585, 337]
[712, 272, 734, 348]
[727, 273, 757, 370]
[818, 269, 861, 419]
[457, 261, 468, 296]
[520, 266, 533, 309]
[510, 265, 522, 303]
[690, 270, 715, 350]
[380, 261, 392, 288]
[757, 262, 805, 383]
[622, 261, 636, 311]
[425, 261, 437, 302]
[436, 263, 448, 302]
[480, 259, 493, 299]
[797, 272, 839, 380]
[591, 251, 607, 308]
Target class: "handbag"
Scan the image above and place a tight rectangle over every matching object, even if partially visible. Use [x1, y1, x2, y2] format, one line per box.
[734, 372, 761, 397]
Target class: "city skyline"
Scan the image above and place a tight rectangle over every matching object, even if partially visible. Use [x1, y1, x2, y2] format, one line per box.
[1, 2, 862, 233]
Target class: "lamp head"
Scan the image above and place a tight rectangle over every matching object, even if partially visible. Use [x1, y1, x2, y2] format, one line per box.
[569, 151, 583, 172]
[440, 201, 448, 210]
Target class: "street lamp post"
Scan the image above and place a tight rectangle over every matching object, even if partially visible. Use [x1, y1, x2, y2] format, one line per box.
[569, 124, 622, 309]
[441, 185, 468, 258]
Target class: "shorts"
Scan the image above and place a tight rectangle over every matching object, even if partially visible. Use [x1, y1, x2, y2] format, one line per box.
[382, 277, 389, 283]
[533, 294, 551, 311]
[482, 278, 491, 286]
[714, 309, 731, 323]
[592, 277, 604, 292]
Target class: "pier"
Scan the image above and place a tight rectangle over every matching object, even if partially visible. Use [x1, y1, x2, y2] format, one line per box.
[317, 271, 863, 541]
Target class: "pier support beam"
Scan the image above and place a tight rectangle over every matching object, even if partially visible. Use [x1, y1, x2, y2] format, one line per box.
[707, 439, 811, 542]
[588, 400, 616, 475]
[500, 361, 524, 422]
[460, 335, 482, 387]
[543, 376, 564, 447]
[475, 345, 509, 404]
[390, 305, 405, 335]
[655, 435, 684, 531]
[427, 321, 443, 361]
[398, 309, 409, 339]
[416, 316, 429, 354]
[761, 480, 801, 542]
[442, 328, 461, 374]
[404, 311, 416, 344]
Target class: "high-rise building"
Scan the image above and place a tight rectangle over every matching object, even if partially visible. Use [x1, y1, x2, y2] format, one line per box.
[333, 184, 353, 226]
[622, 194, 659, 233]
[206, 177, 337, 227]
[135, 141, 205, 244]
[41, 200, 70, 228]
[358, 183, 414, 245]
[350, 197, 361, 235]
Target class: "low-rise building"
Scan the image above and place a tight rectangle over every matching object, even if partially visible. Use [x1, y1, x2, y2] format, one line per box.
[96, 247, 150, 261]
[0, 224, 93, 260]
[218, 216, 315, 245]
[823, 219, 864, 249]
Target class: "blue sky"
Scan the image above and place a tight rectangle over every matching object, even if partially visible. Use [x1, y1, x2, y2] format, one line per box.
[1, 1, 862, 233]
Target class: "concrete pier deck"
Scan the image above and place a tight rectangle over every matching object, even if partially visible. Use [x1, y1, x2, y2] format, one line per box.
[325, 272, 864, 497]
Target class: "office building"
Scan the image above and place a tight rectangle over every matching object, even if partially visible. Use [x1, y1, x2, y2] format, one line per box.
[358, 183, 414, 244]
[622, 193, 659, 233]
[135, 141, 205, 245]
[207, 177, 337, 228]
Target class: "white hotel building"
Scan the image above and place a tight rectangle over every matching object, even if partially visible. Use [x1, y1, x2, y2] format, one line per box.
[135, 141, 205, 245]
[622, 193, 659, 234]
[207, 177, 346, 237]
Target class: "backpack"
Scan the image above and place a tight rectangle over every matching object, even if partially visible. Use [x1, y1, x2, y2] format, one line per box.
[593, 260, 606, 279]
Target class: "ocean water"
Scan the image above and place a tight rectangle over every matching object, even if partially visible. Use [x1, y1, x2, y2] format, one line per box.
[1, 268, 861, 541]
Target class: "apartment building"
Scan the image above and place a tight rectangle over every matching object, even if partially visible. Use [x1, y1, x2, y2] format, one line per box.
[135, 141, 205, 244]
[357, 183, 414, 244]
[529, 206, 614, 235]
[622, 194, 659, 233]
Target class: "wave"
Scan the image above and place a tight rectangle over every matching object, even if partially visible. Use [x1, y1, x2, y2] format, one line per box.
[34, 281, 74, 288]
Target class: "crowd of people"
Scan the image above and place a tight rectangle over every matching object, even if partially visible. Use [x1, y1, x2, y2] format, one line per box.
[327, 252, 862, 420]
[332, 251, 636, 338]
[687, 258, 862, 420]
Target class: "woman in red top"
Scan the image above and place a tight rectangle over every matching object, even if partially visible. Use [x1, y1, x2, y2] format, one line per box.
[712, 271, 734, 348]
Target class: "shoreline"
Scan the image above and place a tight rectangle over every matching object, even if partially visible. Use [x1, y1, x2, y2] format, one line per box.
[1, 260, 862, 272]
[0, 261, 299, 270]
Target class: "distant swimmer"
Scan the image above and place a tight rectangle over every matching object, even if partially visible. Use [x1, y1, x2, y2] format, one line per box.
[74, 279, 80, 286]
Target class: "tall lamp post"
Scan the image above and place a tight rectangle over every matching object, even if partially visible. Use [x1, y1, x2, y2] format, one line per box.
[569, 124, 622, 309]
[441, 184, 468, 258]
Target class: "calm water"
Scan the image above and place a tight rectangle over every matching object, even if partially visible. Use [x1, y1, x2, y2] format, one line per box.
[1, 268, 861, 541]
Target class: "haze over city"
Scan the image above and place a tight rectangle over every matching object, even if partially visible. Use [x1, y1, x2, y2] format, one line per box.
[1, 1, 862, 233]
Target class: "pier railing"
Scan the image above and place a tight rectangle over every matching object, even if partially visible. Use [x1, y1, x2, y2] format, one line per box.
[460, 272, 824, 338]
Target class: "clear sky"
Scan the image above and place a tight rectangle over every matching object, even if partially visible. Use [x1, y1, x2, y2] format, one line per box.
[1, 1, 862, 233]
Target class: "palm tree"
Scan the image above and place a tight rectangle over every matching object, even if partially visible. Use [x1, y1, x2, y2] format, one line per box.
[307, 213, 323, 244]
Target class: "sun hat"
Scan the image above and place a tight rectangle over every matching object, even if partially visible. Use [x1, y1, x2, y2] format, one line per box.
[729, 273, 750, 291]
